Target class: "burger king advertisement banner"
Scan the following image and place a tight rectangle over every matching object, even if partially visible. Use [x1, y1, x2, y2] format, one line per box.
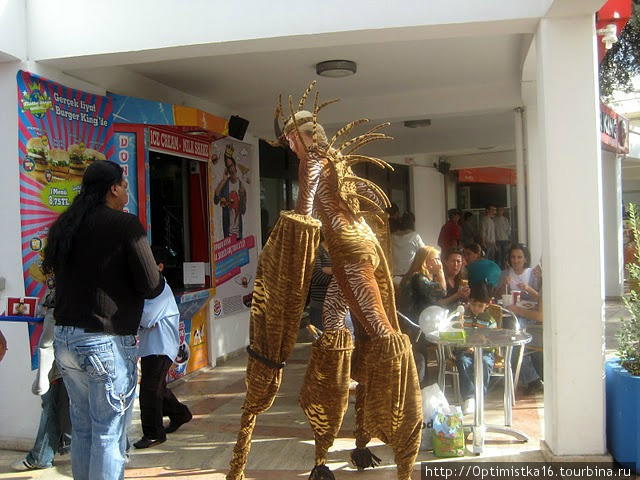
[17, 71, 114, 300]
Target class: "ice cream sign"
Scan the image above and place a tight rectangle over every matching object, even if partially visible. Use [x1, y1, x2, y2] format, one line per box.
[148, 126, 210, 161]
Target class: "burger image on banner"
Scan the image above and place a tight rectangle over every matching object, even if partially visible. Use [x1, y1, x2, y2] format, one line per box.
[26, 137, 50, 175]
[68, 143, 86, 180]
[83, 148, 106, 167]
[48, 149, 70, 180]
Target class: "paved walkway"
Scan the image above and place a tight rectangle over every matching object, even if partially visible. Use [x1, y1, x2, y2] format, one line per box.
[0, 299, 627, 479]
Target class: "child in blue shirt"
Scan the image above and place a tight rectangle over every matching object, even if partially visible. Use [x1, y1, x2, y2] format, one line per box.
[133, 247, 192, 449]
[455, 282, 497, 415]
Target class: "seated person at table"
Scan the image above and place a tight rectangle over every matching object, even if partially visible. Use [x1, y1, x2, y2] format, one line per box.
[507, 263, 543, 394]
[456, 282, 496, 415]
[463, 243, 501, 289]
[438, 247, 470, 309]
[397, 245, 446, 323]
[498, 244, 540, 302]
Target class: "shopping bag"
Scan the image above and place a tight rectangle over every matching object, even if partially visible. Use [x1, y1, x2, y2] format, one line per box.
[421, 383, 449, 451]
[432, 405, 465, 457]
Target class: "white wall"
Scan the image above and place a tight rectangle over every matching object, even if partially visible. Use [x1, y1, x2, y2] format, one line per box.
[207, 134, 260, 364]
[0, 61, 108, 448]
[412, 164, 446, 247]
[27, 0, 549, 63]
[622, 179, 640, 208]
[536, 14, 606, 455]
[602, 150, 624, 298]
[64, 67, 232, 121]
[0, 60, 249, 445]
[0, 0, 26, 61]
[382, 154, 446, 248]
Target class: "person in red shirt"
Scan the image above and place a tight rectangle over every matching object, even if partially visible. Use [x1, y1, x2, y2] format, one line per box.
[438, 208, 462, 252]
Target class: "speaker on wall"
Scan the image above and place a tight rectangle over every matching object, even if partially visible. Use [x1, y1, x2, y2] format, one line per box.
[229, 115, 250, 141]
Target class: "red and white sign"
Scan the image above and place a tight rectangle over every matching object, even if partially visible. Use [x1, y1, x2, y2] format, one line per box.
[458, 167, 516, 185]
[597, 0, 632, 63]
[148, 126, 210, 161]
[601, 102, 630, 155]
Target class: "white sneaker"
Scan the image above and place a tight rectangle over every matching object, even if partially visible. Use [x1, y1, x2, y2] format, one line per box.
[462, 398, 475, 415]
[11, 459, 41, 471]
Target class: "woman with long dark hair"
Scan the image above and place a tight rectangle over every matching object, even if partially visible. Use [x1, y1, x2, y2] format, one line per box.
[438, 247, 470, 308]
[498, 243, 540, 301]
[44, 160, 162, 480]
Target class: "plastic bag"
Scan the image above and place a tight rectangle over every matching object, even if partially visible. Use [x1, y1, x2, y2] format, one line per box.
[420, 383, 449, 451]
[432, 404, 465, 457]
[419, 306, 448, 334]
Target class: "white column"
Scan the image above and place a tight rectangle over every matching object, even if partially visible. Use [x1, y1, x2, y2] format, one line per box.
[515, 107, 527, 244]
[522, 82, 543, 264]
[412, 164, 445, 247]
[536, 15, 606, 455]
[0, 62, 41, 447]
[602, 150, 624, 298]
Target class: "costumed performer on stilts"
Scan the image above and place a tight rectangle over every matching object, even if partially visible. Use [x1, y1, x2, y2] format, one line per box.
[226, 82, 422, 480]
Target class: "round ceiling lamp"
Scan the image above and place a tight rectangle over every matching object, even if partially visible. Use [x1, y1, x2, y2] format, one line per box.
[316, 60, 357, 78]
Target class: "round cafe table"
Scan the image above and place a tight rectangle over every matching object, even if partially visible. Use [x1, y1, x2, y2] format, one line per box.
[423, 327, 531, 454]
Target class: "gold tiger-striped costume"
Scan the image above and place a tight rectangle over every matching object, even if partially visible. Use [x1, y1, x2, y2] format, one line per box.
[227, 82, 422, 480]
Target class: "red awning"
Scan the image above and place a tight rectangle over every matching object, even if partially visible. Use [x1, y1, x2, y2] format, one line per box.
[457, 167, 516, 185]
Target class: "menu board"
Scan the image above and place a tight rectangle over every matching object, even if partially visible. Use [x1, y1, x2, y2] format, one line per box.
[17, 70, 114, 299]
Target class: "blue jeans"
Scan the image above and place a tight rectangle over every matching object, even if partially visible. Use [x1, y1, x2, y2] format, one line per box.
[514, 321, 543, 385]
[54, 326, 138, 480]
[456, 350, 495, 400]
[25, 380, 71, 468]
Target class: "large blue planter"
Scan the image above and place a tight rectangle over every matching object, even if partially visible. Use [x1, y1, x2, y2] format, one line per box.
[606, 358, 640, 472]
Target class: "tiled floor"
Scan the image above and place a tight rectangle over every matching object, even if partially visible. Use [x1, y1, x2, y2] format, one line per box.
[0, 300, 627, 479]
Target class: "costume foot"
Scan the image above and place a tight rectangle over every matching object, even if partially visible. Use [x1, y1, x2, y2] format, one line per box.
[308, 464, 335, 480]
[350, 447, 382, 470]
[133, 436, 166, 449]
[166, 411, 193, 433]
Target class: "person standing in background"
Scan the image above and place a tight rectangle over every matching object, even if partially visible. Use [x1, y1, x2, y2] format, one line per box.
[480, 205, 497, 262]
[437, 209, 462, 253]
[461, 211, 479, 246]
[43, 160, 163, 480]
[386, 202, 401, 233]
[391, 211, 425, 287]
[134, 246, 192, 449]
[11, 291, 72, 472]
[493, 206, 511, 269]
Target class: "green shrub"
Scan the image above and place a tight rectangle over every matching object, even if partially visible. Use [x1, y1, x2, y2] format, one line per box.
[620, 203, 640, 375]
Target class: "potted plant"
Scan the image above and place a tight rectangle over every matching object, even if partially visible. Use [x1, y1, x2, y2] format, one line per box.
[606, 203, 640, 472]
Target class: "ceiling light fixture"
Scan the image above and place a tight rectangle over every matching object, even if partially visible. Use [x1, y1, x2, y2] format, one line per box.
[316, 60, 357, 78]
[403, 119, 431, 128]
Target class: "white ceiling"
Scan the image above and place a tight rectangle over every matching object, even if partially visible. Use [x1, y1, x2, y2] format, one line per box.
[65, 30, 531, 160]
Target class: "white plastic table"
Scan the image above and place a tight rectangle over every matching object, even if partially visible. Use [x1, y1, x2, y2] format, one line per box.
[424, 327, 532, 453]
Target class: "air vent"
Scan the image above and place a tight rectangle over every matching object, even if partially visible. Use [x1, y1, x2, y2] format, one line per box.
[403, 119, 431, 128]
